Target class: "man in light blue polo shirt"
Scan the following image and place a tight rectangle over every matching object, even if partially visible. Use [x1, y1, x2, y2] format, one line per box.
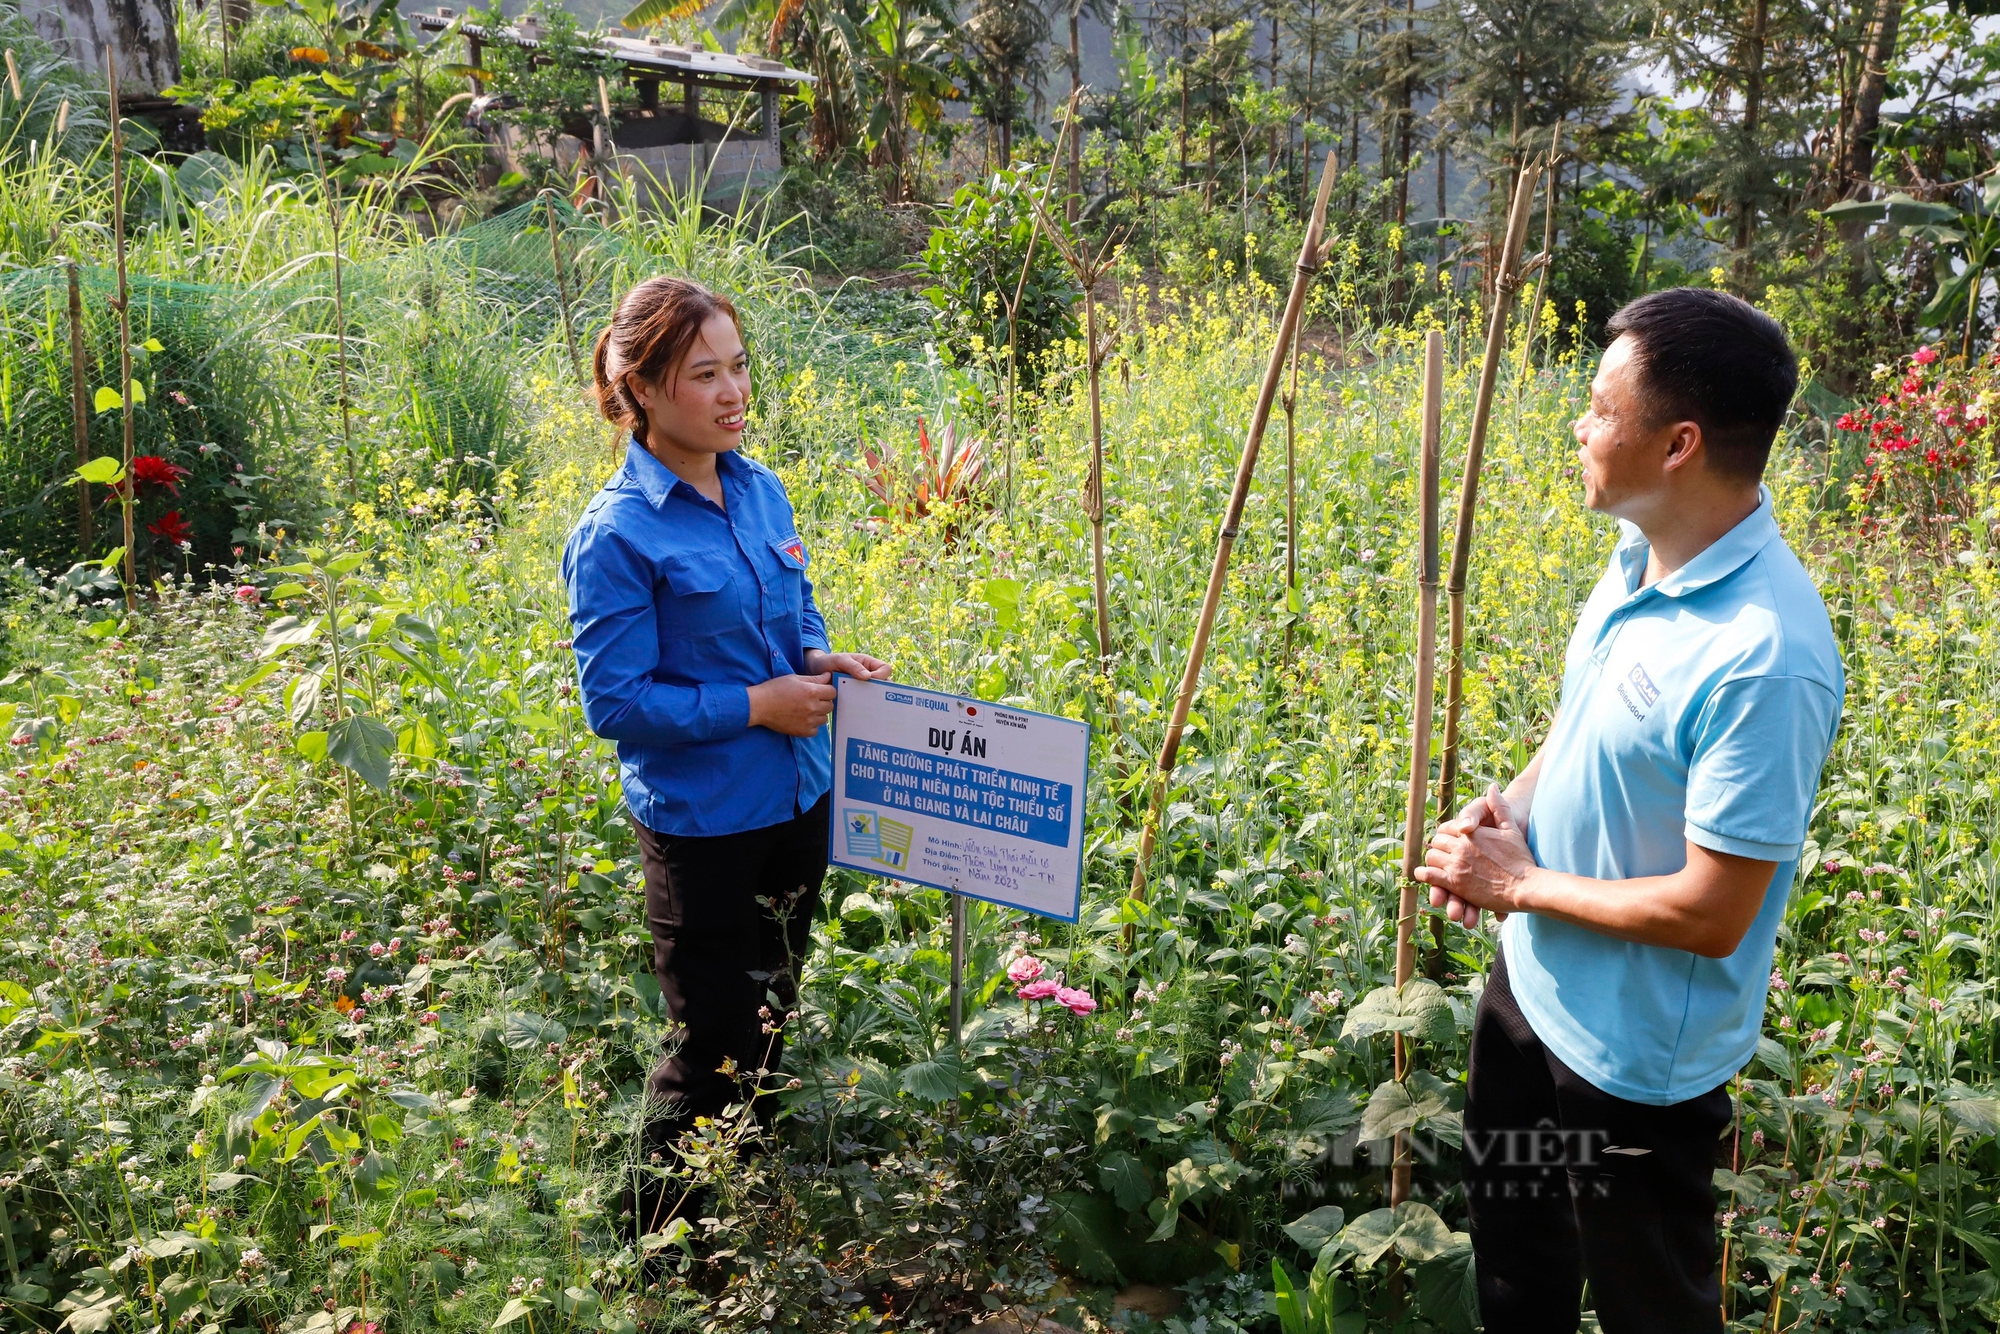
[1415, 288, 1843, 1334]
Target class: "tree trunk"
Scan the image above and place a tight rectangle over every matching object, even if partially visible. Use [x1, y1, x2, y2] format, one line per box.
[1839, 0, 1902, 201]
[1735, 0, 1768, 259]
[20, 0, 180, 96]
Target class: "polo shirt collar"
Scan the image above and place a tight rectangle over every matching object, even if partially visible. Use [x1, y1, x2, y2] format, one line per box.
[623, 439, 745, 510]
[1613, 485, 1779, 600]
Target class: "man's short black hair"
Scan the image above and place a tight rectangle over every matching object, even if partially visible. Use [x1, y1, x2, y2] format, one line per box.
[1603, 288, 1798, 482]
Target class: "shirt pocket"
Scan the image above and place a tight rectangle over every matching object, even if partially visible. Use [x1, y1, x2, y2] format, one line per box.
[656, 551, 738, 641]
[765, 535, 808, 621]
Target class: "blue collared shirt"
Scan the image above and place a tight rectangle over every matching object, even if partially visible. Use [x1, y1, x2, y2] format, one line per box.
[1505, 489, 1844, 1105]
[561, 442, 831, 837]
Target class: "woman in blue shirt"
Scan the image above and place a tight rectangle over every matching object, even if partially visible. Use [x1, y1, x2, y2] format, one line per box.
[561, 276, 890, 1236]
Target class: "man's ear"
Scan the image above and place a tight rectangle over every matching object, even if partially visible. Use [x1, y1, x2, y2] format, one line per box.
[1660, 419, 1704, 474]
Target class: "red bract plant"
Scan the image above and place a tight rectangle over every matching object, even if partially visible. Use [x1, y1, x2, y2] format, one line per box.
[147, 509, 195, 547]
[1835, 344, 1995, 553]
[130, 453, 191, 494]
[856, 415, 988, 537]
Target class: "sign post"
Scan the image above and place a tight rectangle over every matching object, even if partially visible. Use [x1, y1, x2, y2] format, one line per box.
[828, 678, 1090, 1049]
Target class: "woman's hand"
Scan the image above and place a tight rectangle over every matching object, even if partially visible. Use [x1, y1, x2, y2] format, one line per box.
[748, 672, 837, 736]
[805, 649, 893, 681]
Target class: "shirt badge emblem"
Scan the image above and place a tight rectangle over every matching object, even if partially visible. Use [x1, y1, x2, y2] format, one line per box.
[1626, 662, 1660, 706]
[782, 538, 806, 565]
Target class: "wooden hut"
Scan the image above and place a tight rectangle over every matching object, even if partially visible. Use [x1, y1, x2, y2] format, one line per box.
[413, 10, 812, 205]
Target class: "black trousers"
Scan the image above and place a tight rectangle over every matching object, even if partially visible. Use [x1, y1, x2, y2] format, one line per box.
[630, 793, 828, 1231]
[1462, 949, 1733, 1334]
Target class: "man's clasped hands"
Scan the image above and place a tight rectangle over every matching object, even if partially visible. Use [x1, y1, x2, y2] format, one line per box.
[1412, 782, 1543, 932]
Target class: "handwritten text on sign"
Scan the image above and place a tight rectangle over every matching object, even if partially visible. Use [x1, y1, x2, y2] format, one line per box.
[828, 678, 1088, 922]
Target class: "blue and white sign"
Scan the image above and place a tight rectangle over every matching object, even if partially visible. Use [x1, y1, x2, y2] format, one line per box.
[829, 677, 1089, 922]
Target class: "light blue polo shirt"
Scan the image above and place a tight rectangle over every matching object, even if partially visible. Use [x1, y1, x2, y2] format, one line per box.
[1503, 488, 1843, 1105]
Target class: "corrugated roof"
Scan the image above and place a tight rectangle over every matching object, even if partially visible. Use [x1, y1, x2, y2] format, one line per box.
[411, 12, 815, 84]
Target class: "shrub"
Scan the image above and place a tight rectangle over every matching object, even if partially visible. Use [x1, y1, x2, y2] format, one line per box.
[918, 165, 1078, 385]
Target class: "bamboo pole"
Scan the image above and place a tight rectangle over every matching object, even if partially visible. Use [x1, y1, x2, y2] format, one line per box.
[1126, 148, 1339, 910]
[66, 258, 91, 552]
[999, 93, 1079, 516]
[1391, 329, 1444, 1209]
[1515, 122, 1563, 385]
[106, 51, 136, 611]
[1435, 165, 1542, 827]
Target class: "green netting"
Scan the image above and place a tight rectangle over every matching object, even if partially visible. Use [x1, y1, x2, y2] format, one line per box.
[0, 199, 646, 576]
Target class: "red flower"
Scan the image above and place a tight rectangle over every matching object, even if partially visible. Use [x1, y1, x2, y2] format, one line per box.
[131, 454, 191, 495]
[1913, 345, 1940, 365]
[147, 510, 195, 546]
[1834, 412, 1859, 432]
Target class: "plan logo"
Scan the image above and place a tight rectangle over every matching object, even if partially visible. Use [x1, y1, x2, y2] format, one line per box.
[1626, 662, 1660, 706]
[1614, 661, 1660, 721]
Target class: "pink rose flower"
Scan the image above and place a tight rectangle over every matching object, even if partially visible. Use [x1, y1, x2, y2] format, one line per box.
[1006, 955, 1045, 984]
[1913, 345, 1939, 366]
[1055, 986, 1096, 1016]
[1017, 977, 1061, 1002]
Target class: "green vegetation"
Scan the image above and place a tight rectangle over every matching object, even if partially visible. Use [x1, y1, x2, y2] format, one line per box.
[7, 0, 2000, 1327]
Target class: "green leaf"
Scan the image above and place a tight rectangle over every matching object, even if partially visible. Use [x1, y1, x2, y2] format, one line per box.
[1943, 1091, 2000, 1137]
[92, 387, 125, 413]
[1340, 1201, 1458, 1268]
[1357, 1070, 1455, 1143]
[1271, 1258, 1308, 1334]
[328, 713, 395, 791]
[324, 551, 369, 576]
[141, 336, 164, 352]
[494, 1295, 547, 1327]
[75, 455, 125, 484]
[900, 1051, 962, 1103]
[366, 1112, 403, 1144]
[500, 1010, 567, 1051]
[97, 546, 126, 571]
[1283, 1204, 1346, 1255]
[982, 577, 1021, 629]
[296, 730, 329, 762]
[1412, 1239, 1479, 1334]
[1097, 1148, 1150, 1211]
[260, 615, 321, 657]
[1341, 978, 1456, 1044]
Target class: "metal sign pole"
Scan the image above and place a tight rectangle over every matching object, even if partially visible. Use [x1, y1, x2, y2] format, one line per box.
[948, 892, 965, 1051]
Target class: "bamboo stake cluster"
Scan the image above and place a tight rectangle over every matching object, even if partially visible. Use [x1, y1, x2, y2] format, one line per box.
[1389, 166, 1541, 1214]
[1434, 164, 1542, 825]
[1126, 148, 1340, 911]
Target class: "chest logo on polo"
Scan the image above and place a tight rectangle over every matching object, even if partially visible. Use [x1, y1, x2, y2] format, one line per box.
[781, 537, 806, 565]
[1614, 661, 1660, 721]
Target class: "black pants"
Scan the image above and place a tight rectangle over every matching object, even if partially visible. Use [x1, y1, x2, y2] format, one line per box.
[1462, 950, 1732, 1334]
[631, 793, 828, 1231]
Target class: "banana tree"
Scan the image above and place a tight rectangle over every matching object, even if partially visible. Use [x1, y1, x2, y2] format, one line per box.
[1827, 181, 2000, 359]
[857, 0, 953, 201]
